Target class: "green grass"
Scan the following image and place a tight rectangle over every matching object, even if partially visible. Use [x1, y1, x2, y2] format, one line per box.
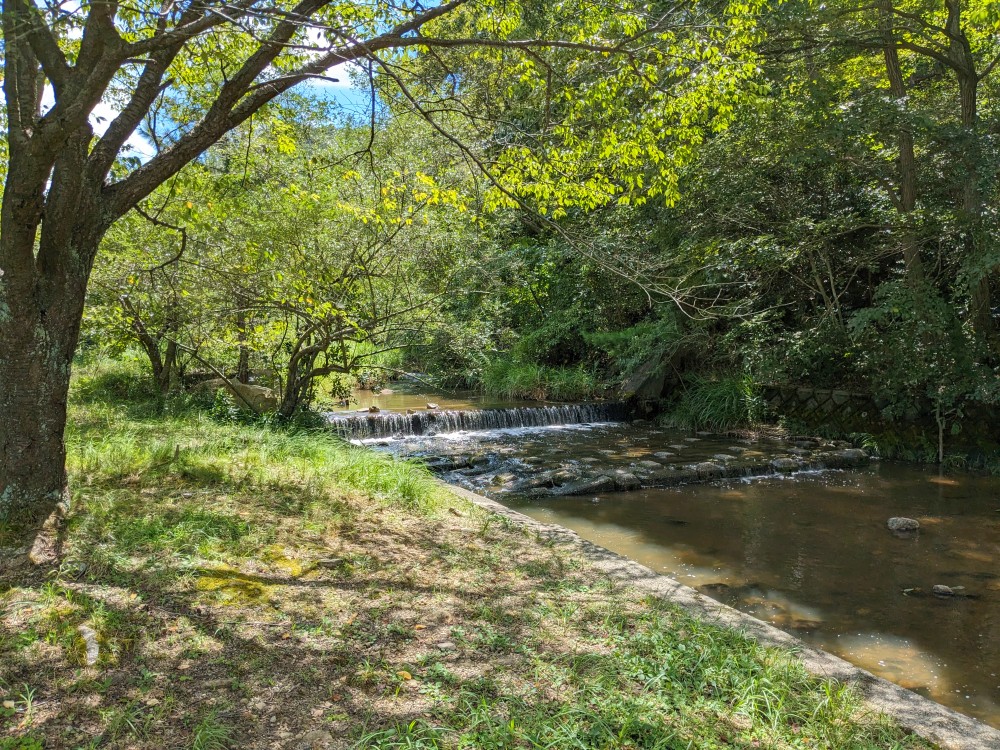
[67, 359, 442, 516]
[664, 374, 765, 432]
[480, 360, 601, 401]
[0, 359, 933, 749]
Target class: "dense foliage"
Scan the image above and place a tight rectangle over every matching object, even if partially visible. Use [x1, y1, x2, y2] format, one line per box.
[58, 0, 1000, 465]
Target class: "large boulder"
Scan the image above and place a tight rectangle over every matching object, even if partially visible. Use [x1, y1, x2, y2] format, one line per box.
[198, 378, 279, 413]
[621, 355, 667, 400]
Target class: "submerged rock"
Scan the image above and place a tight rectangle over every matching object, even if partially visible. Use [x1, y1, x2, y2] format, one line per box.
[611, 470, 641, 491]
[887, 517, 920, 532]
[771, 457, 801, 472]
[508, 472, 557, 493]
[695, 462, 724, 478]
[551, 475, 615, 496]
[551, 468, 582, 484]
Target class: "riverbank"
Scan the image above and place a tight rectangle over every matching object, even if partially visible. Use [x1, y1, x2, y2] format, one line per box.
[1, 364, 936, 748]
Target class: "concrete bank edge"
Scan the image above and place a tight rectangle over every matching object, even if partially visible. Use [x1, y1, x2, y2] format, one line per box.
[446, 484, 1000, 750]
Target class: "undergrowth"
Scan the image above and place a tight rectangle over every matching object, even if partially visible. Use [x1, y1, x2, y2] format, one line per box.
[662, 374, 765, 431]
[479, 360, 601, 401]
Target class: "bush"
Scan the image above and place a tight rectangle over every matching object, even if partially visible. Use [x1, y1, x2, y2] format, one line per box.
[665, 375, 764, 431]
[480, 360, 601, 401]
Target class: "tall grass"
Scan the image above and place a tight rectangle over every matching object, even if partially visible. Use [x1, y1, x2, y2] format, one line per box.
[480, 360, 601, 401]
[67, 361, 444, 514]
[665, 375, 765, 431]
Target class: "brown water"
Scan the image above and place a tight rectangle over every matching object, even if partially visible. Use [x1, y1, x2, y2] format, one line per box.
[508, 466, 1000, 726]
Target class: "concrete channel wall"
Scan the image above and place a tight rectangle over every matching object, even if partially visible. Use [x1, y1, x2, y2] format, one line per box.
[447, 484, 1000, 750]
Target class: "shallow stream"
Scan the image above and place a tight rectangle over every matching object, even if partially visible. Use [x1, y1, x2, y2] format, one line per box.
[339, 389, 1000, 727]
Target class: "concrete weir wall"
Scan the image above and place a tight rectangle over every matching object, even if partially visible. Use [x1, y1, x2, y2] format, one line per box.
[447, 484, 1000, 750]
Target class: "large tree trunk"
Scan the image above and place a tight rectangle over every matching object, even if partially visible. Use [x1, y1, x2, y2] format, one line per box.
[0, 124, 104, 546]
[0, 320, 75, 529]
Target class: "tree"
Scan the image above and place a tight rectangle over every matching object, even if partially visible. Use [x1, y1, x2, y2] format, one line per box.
[1, 0, 761, 541]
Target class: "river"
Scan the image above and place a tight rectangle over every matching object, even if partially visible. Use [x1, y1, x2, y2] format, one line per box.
[331, 391, 1000, 727]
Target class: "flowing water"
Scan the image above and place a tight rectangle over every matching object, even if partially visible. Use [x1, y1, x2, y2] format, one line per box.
[353, 391, 1000, 727]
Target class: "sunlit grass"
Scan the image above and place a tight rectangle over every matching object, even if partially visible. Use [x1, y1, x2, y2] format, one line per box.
[0, 358, 933, 749]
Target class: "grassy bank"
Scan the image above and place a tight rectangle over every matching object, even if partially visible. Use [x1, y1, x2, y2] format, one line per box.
[1, 363, 931, 749]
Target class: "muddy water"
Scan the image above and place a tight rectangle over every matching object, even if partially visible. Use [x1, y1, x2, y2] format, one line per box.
[508, 466, 1000, 727]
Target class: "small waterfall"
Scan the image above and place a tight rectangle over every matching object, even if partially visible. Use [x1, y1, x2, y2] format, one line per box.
[328, 403, 629, 439]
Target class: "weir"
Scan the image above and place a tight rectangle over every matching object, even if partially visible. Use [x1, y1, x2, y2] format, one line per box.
[327, 402, 629, 439]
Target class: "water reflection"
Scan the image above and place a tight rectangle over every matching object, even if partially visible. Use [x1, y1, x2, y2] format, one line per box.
[508, 466, 1000, 726]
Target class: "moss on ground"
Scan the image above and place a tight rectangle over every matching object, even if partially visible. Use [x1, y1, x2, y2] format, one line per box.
[0, 364, 933, 749]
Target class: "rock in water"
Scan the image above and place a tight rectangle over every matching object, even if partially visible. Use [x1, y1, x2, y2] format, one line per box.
[551, 475, 615, 496]
[887, 517, 920, 532]
[932, 584, 955, 597]
[695, 462, 724, 478]
[771, 457, 801, 472]
[426, 402, 439, 410]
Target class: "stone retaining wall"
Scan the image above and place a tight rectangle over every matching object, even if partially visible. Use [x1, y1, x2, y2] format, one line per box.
[762, 384, 883, 432]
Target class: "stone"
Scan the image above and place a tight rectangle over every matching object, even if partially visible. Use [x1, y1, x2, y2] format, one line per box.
[620, 354, 667, 400]
[611, 471, 641, 491]
[887, 517, 920, 532]
[837, 448, 868, 463]
[712, 453, 735, 461]
[551, 475, 615, 496]
[637, 460, 662, 469]
[771, 457, 801, 472]
[508, 472, 557, 493]
[196, 378, 278, 413]
[552, 468, 582, 484]
[297, 730, 334, 750]
[367, 405, 380, 413]
[695, 462, 724, 477]
[78, 625, 100, 666]
[669, 444, 687, 451]
[932, 585, 955, 597]
[426, 403, 439, 410]
[490, 473, 515, 486]
[653, 452, 675, 459]
[436, 641, 457, 650]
